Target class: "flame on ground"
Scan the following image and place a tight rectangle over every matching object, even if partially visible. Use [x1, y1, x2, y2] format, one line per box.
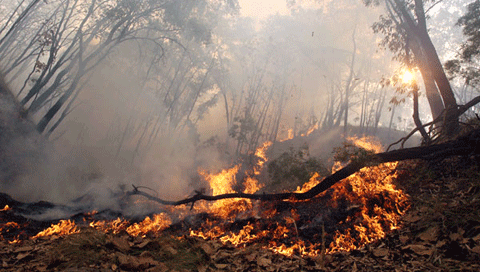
[2, 137, 409, 258]
[0, 221, 21, 243]
[346, 135, 383, 154]
[280, 124, 318, 142]
[280, 128, 294, 142]
[326, 136, 408, 252]
[190, 136, 408, 255]
[295, 172, 322, 193]
[89, 217, 129, 235]
[32, 220, 79, 238]
[126, 213, 172, 237]
[327, 161, 407, 252]
[197, 142, 270, 218]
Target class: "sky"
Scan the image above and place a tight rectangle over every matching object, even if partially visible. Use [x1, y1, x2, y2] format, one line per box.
[238, 0, 290, 20]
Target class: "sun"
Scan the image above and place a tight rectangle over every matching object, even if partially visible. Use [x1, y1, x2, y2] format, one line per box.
[401, 69, 415, 84]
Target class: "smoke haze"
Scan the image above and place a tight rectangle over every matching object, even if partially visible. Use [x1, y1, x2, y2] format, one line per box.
[0, 0, 471, 212]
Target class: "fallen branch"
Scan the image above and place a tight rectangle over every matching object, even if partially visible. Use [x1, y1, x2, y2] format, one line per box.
[127, 129, 480, 207]
[387, 95, 480, 151]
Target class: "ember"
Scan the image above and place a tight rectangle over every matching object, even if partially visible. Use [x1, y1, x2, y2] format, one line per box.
[0, 221, 21, 242]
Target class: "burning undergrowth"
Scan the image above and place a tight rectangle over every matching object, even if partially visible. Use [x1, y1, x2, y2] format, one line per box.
[0, 137, 409, 257]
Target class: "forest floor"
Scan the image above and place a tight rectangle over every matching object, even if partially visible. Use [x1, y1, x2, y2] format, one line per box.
[1, 155, 480, 271]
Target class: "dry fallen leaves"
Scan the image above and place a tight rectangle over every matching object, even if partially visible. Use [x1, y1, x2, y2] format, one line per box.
[403, 244, 433, 256]
[417, 226, 438, 242]
[372, 247, 389, 257]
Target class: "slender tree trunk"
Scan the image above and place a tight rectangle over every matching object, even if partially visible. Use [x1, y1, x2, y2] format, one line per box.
[343, 27, 357, 136]
[412, 85, 430, 141]
[388, 104, 396, 135]
[374, 86, 386, 134]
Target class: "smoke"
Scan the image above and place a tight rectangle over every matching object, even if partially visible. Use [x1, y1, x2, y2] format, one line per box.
[0, 59, 228, 213]
[0, 0, 429, 220]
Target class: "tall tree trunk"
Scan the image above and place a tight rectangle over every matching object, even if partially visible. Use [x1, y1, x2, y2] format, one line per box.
[343, 27, 357, 136]
[395, 0, 458, 134]
[412, 85, 429, 142]
[388, 104, 396, 135]
[417, 55, 445, 121]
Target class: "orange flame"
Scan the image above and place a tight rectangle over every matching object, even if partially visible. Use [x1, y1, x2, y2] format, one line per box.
[32, 220, 79, 238]
[295, 172, 322, 193]
[346, 135, 383, 153]
[190, 136, 408, 256]
[255, 141, 272, 164]
[89, 217, 129, 235]
[197, 142, 270, 219]
[8, 237, 21, 244]
[1, 205, 12, 212]
[326, 136, 409, 252]
[306, 123, 318, 136]
[126, 213, 171, 237]
[0, 221, 21, 243]
[280, 128, 294, 142]
[7, 137, 408, 258]
[1, 221, 20, 229]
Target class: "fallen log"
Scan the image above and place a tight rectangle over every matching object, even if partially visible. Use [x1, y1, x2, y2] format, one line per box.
[127, 129, 480, 206]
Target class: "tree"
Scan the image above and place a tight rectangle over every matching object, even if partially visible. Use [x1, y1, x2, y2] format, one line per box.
[365, 0, 459, 135]
[94, 0, 239, 159]
[445, 0, 480, 87]
[1, 0, 238, 136]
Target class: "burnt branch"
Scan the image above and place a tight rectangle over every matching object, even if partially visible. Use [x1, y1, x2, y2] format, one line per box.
[127, 130, 480, 206]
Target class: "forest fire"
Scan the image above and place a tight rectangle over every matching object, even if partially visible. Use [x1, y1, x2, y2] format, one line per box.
[186, 137, 408, 256]
[280, 123, 318, 142]
[0, 137, 409, 258]
[2, 0, 480, 269]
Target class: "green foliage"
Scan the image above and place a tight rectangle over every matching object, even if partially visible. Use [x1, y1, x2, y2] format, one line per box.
[267, 145, 328, 189]
[228, 115, 256, 142]
[333, 141, 375, 164]
[446, 0, 480, 86]
[457, 0, 480, 61]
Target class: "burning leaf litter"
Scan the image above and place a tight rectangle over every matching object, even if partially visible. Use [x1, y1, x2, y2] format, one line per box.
[2, 137, 480, 271]
[32, 220, 79, 239]
[1, 137, 409, 257]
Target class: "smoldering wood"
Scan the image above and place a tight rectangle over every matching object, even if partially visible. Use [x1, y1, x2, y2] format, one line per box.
[127, 128, 480, 207]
